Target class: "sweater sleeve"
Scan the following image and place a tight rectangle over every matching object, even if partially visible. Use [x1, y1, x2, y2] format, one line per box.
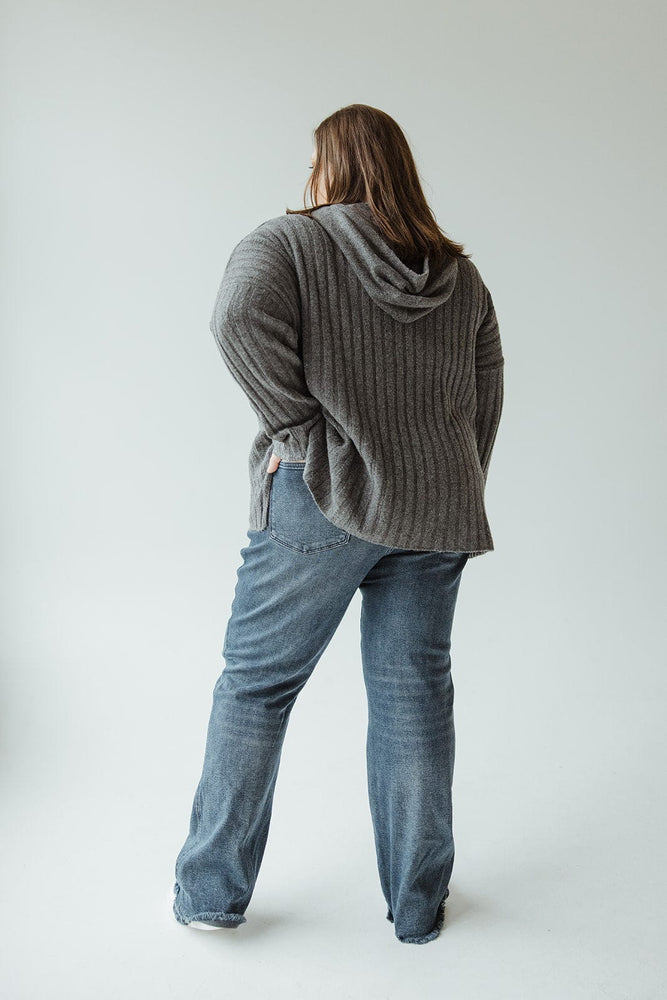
[474, 286, 505, 482]
[209, 228, 323, 463]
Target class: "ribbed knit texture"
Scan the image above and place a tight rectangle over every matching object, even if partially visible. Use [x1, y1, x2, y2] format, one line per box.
[209, 202, 504, 557]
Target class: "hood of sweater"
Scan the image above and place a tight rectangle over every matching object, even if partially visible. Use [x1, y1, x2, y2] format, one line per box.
[309, 201, 459, 323]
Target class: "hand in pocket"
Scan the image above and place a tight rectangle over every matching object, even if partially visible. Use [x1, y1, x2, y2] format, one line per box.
[268, 453, 306, 473]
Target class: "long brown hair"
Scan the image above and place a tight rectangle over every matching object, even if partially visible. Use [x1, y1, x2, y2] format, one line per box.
[286, 104, 471, 268]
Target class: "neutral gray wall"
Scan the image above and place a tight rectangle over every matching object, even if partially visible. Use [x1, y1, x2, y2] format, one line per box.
[2, 1, 665, 997]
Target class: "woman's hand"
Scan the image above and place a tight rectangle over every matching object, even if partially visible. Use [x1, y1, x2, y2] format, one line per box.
[268, 452, 307, 472]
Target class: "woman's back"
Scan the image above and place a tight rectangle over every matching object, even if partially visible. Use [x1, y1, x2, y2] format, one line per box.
[210, 200, 504, 557]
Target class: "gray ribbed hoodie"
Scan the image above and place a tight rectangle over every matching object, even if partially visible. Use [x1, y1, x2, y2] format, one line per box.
[209, 201, 504, 557]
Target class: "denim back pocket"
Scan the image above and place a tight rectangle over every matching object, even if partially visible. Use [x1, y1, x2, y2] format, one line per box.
[269, 463, 351, 554]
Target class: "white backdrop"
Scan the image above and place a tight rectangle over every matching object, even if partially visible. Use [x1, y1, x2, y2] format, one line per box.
[2, 1, 666, 997]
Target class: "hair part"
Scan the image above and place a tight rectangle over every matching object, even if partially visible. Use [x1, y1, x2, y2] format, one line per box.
[286, 103, 471, 267]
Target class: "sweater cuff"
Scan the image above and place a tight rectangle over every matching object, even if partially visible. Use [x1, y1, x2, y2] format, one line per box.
[270, 412, 323, 462]
[271, 440, 309, 462]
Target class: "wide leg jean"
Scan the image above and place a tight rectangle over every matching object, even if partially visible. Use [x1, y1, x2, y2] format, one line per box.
[172, 461, 469, 944]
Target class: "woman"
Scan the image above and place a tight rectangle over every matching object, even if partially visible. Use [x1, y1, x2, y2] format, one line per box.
[171, 104, 504, 945]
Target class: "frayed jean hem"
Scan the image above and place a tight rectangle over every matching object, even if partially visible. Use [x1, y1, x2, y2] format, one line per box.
[386, 894, 448, 945]
[172, 882, 247, 929]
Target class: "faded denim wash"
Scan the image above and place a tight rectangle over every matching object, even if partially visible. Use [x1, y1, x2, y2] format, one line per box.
[172, 461, 469, 944]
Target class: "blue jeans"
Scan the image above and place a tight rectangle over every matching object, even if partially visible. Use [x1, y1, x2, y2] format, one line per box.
[173, 461, 469, 944]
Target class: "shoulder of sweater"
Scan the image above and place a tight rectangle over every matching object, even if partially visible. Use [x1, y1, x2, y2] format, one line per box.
[256, 212, 314, 236]
[236, 212, 314, 256]
[223, 214, 309, 293]
[457, 256, 496, 323]
[456, 254, 485, 290]
[226, 213, 315, 285]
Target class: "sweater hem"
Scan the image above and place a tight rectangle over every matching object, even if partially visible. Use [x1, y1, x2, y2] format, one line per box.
[248, 465, 495, 557]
